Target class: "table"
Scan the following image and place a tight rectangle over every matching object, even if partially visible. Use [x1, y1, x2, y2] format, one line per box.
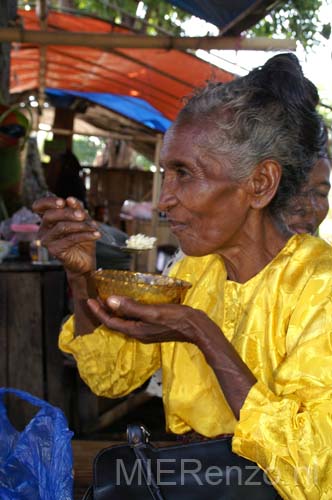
[0, 261, 166, 438]
[0, 260, 68, 428]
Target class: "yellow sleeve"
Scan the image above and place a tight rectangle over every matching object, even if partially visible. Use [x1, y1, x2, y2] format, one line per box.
[233, 272, 332, 500]
[59, 316, 161, 398]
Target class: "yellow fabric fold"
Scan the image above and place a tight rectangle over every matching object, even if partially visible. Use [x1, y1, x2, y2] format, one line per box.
[233, 381, 332, 499]
[59, 234, 332, 498]
[60, 316, 161, 397]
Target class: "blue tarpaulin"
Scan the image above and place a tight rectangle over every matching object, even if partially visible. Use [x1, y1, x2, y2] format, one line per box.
[164, 0, 269, 31]
[46, 88, 172, 133]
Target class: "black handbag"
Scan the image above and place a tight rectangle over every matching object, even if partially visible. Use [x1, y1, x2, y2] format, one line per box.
[82, 424, 281, 499]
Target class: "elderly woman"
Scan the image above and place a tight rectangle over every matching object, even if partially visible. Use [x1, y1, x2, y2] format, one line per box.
[33, 54, 332, 499]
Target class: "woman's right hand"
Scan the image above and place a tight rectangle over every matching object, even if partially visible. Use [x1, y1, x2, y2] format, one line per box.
[32, 196, 101, 275]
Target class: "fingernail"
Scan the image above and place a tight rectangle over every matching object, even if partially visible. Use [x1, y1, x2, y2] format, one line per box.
[56, 199, 64, 207]
[107, 297, 121, 309]
[93, 231, 101, 238]
[74, 210, 83, 218]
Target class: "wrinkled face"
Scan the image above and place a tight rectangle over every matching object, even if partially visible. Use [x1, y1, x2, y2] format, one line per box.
[158, 123, 252, 256]
[284, 158, 331, 235]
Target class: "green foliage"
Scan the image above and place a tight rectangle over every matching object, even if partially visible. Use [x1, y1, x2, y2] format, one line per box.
[73, 0, 190, 35]
[73, 135, 107, 165]
[134, 153, 153, 170]
[136, 0, 189, 35]
[249, 0, 330, 49]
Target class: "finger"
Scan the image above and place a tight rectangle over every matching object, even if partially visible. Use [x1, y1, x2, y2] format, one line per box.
[87, 298, 149, 336]
[97, 296, 106, 307]
[104, 297, 199, 343]
[66, 197, 85, 209]
[32, 196, 65, 214]
[105, 296, 179, 323]
[45, 231, 100, 252]
[87, 298, 118, 329]
[88, 297, 109, 314]
[40, 220, 100, 243]
[107, 318, 173, 340]
[41, 206, 90, 226]
[87, 300, 173, 342]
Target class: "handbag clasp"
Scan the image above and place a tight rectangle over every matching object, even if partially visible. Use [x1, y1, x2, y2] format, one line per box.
[127, 424, 150, 446]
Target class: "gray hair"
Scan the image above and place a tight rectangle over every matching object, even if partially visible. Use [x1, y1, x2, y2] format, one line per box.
[174, 53, 325, 216]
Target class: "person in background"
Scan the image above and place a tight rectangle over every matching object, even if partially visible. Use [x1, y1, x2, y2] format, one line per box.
[282, 124, 331, 235]
[53, 150, 87, 208]
[34, 54, 332, 499]
[22, 137, 48, 210]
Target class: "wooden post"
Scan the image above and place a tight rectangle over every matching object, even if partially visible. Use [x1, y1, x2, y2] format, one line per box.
[0, 1, 17, 104]
[37, 0, 48, 116]
[52, 107, 75, 151]
[147, 134, 163, 273]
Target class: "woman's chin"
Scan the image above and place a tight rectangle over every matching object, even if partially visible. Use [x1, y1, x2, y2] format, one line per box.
[179, 241, 212, 257]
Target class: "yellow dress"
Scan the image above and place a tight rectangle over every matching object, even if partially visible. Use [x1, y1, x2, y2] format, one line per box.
[60, 234, 332, 499]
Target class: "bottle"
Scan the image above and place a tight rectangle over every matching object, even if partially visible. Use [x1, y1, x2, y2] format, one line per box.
[30, 239, 49, 264]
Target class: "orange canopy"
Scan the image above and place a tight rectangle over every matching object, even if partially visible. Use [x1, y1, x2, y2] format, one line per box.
[10, 9, 234, 121]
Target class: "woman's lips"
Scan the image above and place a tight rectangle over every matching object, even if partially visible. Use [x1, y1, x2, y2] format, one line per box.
[290, 224, 314, 235]
[167, 219, 187, 232]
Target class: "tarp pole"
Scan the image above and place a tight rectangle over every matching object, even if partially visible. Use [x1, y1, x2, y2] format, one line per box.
[147, 134, 163, 273]
[0, 28, 296, 51]
[35, 126, 159, 142]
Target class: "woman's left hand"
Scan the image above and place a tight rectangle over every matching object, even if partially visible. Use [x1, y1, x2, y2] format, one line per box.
[88, 295, 256, 418]
[87, 296, 214, 345]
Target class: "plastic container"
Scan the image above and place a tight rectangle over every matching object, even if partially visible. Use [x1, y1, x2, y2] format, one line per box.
[11, 223, 39, 238]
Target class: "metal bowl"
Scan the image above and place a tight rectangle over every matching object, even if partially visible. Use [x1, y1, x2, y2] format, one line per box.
[93, 269, 192, 305]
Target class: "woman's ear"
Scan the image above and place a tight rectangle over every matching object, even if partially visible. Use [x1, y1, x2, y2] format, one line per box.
[246, 160, 282, 209]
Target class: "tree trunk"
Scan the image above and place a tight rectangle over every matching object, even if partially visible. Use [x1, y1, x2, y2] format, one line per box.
[0, 0, 17, 104]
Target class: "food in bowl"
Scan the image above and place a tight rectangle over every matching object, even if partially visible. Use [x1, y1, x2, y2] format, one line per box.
[125, 233, 157, 250]
[93, 269, 191, 305]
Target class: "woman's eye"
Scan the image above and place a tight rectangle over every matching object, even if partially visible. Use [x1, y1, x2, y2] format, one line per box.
[313, 189, 329, 199]
[175, 166, 190, 178]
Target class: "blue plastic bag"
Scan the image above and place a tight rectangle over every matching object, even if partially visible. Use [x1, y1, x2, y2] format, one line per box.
[0, 388, 74, 500]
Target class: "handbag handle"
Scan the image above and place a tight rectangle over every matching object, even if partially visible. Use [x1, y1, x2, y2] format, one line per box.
[81, 485, 93, 500]
[128, 424, 165, 500]
[0, 387, 54, 410]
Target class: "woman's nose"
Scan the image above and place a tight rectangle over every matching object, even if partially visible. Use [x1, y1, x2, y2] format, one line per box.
[158, 183, 177, 212]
